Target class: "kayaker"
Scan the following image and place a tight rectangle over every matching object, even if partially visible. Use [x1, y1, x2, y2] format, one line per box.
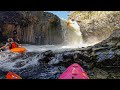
[0, 38, 21, 52]
[13, 26, 20, 43]
[13, 36, 20, 43]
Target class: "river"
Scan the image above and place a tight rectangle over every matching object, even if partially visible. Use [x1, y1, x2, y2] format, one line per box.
[0, 18, 118, 79]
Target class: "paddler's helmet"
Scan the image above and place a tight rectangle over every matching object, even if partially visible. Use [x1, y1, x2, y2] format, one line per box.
[7, 38, 14, 42]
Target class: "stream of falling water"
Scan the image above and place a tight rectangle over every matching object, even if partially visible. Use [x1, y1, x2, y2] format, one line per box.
[60, 18, 83, 47]
[60, 18, 101, 48]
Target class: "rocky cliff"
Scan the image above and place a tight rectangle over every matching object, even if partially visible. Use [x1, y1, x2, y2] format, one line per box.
[0, 11, 63, 45]
[68, 11, 120, 44]
[66, 11, 120, 68]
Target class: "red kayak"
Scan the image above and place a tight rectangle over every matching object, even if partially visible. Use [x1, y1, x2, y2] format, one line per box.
[6, 72, 22, 79]
[59, 63, 89, 79]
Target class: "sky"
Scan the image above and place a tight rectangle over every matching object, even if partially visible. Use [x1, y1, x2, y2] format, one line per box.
[46, 11, 69, 19]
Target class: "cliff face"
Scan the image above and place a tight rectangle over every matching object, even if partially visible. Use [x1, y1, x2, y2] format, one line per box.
[0, 11, 63, 45]
[68, 11, 120, 44]
[67, 11, 120, 67]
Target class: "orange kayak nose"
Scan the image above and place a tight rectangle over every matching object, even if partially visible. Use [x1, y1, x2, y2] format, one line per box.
[6, 72, 22, 79]
[10, 47, 26, 53]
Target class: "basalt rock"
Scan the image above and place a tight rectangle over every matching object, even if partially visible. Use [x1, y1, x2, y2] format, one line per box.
[0, 11, 63, 45]
[43, 50, 55, 57]
[69, 11, 120, 45]
[89, 29, 120, 68]
[13, 61, 26, 68]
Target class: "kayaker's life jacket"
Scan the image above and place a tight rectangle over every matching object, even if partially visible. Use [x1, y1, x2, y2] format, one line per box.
[9, 42, 18, 49]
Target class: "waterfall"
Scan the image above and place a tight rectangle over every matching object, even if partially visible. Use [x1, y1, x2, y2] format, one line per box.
[60, 18, 114, 48]
[60, 18, 83, 48]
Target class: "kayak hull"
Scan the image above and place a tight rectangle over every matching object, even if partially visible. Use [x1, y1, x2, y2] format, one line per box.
[59, 63, 89, 79]
[10, 47, 26, 53]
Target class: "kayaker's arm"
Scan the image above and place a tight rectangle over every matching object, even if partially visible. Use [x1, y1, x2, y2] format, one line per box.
[15, 42, 22, 47]
[0, 43, 10, 50]
[0, 45, 6, 50]
[0, 46, 6, 52]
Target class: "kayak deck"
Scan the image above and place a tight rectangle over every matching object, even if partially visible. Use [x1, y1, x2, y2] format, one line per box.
[10, 47, 26, 53]
[59, 63, 89, 79]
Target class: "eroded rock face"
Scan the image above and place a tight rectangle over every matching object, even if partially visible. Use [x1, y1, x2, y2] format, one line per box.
[69, 11, 120, 44]
[0, 11, 63, 45]
[90, 29, 120, 67]
[20, 11, 63, 45]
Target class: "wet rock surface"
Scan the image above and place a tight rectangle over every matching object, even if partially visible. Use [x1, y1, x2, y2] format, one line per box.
[0, 46, 120, 79]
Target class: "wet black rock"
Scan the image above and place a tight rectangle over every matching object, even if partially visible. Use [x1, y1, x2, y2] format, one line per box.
[62, 51, 74, 60]
[0, 69, 8, 76]
[74, 59, 83, 66]
[85, 29, 120, 68]
[78, 46, 92, 53]
[13, 61, 26, 68]
[43, 50, 55, 57]
[48, 58, 60, 65]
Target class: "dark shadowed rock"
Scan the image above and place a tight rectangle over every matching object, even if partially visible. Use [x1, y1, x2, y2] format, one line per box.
[78, 46, 92, 53]
[63, 51, 74, 60]
[13, 61, 26, 68]
[85, 29, 120, 68]
[0, 11, 63, 45]
[43, 50, 55, 57]
[0, 11, 25, 25]
[0, 69, 8, 76]
[92, 47, 108, 52]
[38, 57, 51, 63]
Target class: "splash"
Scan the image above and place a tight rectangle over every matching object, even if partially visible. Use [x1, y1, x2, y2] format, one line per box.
[60, 18, 113, 48]
[60, 18, 83, 48]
